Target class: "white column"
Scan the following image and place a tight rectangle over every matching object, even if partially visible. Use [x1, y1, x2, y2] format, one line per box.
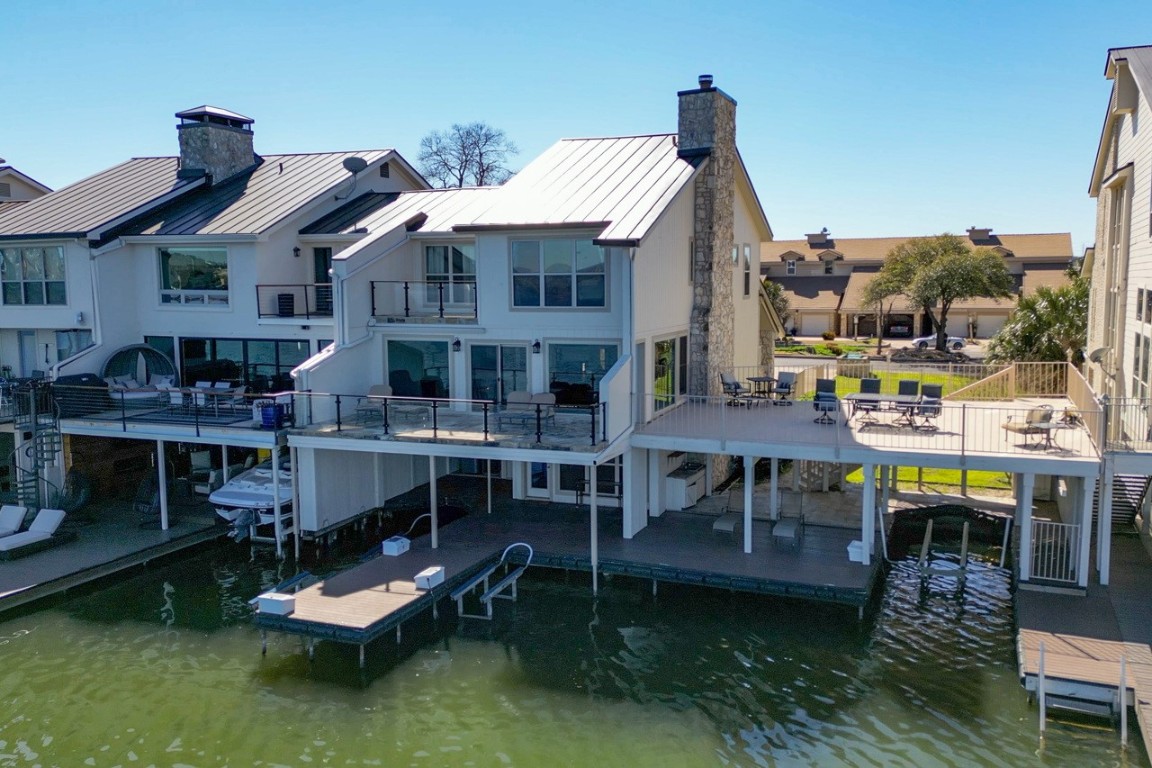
[1079, 474, 1097, 588]
[429, 455, 438, 549]
[486, 459, 492, 515]
[271, 444, 283, 559]
[769, 457, 780, 521]
[861, 464, 875, 566]
[591, 478, 599, 595]
[1098, 467, 1114, 584]
[221, 445, 231, 482]
[291, 446, 301, 560]
[156, 440, 169, 531]
[743, 457, 754, 554]
[1019, 473, 1035, 582]
[648, 451, 663, 518]
[880, 465, 891, 519]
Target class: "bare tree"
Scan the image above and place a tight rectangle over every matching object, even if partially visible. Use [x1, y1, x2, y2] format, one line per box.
[418, 122, 518, 188]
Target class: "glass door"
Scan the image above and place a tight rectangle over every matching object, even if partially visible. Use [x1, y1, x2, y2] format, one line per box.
[470, 344, 528, 406]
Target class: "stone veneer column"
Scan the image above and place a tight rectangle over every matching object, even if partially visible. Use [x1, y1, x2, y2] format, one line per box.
[680, 87, 737, 398]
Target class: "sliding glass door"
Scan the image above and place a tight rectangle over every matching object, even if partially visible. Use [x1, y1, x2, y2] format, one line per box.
[470, 344, 528, 405]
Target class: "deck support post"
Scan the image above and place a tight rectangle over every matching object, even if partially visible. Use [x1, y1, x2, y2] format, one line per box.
[1038, 640, 1047, 736]
[960, 469, 968, 496]
[861, 464, 875, 566]
[1018, 473, 1035, 582]
[291, 446, 301, 561]
[591, 478, 599, 595]
[308, 638, 314, 661]
[880, 465, 891, 521]
[652, 579, 657, 597]
[1078, 474, 1096, 588]
[1121, 654, 1129, 747]
[272, 444, 284, 559]
[1099, 462, 1114, 585]
[156, 439, 170, 531]
[396, 624, 402, 644]
[486, 459, 493, 516]
[260, 630, 267, 655]
[769, 458, 779, 521]
[360, 644, 366, 668]
[743, 457, 754, 554]
[429, 455, 439, 549]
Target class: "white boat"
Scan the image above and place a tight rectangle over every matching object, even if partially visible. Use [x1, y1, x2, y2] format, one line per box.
[209, 458, 292, 525]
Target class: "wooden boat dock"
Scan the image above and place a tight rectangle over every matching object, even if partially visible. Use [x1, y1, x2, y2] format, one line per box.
[1016, 533, 1152, 752]
[254, 502, 886, 659]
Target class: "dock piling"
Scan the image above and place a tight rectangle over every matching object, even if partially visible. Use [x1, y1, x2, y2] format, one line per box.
[1121, 654, 1128, 747]
[1038, 640, 1047, 737]
[261, 630, 267, 656]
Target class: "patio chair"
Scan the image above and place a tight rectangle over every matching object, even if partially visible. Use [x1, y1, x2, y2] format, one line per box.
[496, 391, 534, 428]
[0, 507, 67, 559]
[192, 381, 213, 408]
[355, 384, 392, 423]
[0, 505, 28, 537]
[769, 371, 796, 405]
[892, 379, 921, 426]
[915, 384, 943, 430]
[714, 488, 745, 533]
[530, 393, 557, 426]
[1001, 404, 1054, 446]
[853, 378, 883, 424]
[813, 378, 839, 424]
[720, 372, 756, 406]
[772, 509, 805, 548]
[220, 385, 248, 413]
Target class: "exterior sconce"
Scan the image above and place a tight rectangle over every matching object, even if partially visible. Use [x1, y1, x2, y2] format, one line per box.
[452, 337, 461, 352]
[293, 247, 301, 258]
[731, 245, 740, 263]
[76, 311, 84, 324]
[532, 339, 541, 354]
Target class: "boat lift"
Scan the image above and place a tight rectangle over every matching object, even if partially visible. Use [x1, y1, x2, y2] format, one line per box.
[451, 542, 533, 620]
[917, 518, 970, 580]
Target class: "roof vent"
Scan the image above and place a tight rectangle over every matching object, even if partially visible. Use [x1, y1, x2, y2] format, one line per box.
[698, 74, 714, 90]
[967, 226, 994, 242]
[806, 228, 831, 246]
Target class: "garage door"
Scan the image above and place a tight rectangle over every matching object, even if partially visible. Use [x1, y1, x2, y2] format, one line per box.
[976, 313, 1007, 338]
[945, 315, 968, 337]
[801, 314, 831, 337]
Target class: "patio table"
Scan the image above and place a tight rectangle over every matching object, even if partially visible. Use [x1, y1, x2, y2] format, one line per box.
[746, 375, 776, 399]
[843, 392, 922, 426]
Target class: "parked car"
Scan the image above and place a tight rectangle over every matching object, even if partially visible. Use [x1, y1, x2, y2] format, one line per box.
[911, 335, 966, 351]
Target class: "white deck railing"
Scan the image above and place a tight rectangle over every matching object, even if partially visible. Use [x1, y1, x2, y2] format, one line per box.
[1030, 520, 1080, 584]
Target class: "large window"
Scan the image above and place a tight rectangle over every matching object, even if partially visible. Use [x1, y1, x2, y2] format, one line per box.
[180, 337, 308, 391]
[55, 330, 93, 361]
[547, 342, 618, 405]
[425, 243, 476, 304]
[1, 246, 65, 305]
[387, 340, 450, 398]
[512, 239, 605, 308]
[159, 247, 228, 305]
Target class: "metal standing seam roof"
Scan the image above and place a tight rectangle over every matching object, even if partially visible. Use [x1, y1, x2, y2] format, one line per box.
[763, 233, 1074, 263]
[0, 158, 198, 239]
[117, 150, 396, 238]
[463, 134, 702, 244]
[0, 201, 30, 217]
[299, 192, 400, 235]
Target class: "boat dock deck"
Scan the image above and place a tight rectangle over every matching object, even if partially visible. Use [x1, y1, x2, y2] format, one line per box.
[254, 503, 885, 649]
[1016, 533, 1152, 751]
[0, 497, 224, 614]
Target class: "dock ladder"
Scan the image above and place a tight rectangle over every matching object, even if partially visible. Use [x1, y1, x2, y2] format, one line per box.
[918, 518, 970, 580]
[451, 542, 533, 620]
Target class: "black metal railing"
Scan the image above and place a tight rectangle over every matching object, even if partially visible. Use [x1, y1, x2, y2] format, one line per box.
[255, 283, 334, 319]
[369, 280, 477, 321]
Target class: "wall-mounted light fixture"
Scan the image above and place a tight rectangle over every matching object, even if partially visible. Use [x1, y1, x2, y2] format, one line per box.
[452, 337, 462, 352]
[293, 247, 301, 258]
[731, 245, 740, 263]
[532, 339, 541, 354]
[75, 311, 84, 324]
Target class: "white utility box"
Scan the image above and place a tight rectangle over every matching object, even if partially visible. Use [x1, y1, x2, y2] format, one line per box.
[256, 592, 296, 615]
[382, 536, 411, 556]
[414, 566, 445, 590]
[847, 540, 865, 563]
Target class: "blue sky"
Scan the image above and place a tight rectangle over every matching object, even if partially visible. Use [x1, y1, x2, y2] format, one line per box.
[6, 1, 1151, 252]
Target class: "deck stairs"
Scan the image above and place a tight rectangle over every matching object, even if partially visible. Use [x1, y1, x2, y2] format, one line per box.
[1094, 474, 1148, 532]
[10, 384, 62, 511]
[451, 542, 533, 620]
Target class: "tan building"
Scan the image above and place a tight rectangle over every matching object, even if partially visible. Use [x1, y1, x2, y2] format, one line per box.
[762, 228, 1073, 339]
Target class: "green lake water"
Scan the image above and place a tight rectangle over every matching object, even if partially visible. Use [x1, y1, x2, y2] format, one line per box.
[0, 546, 1145, 767]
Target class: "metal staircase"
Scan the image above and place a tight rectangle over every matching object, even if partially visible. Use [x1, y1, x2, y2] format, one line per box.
[9, 382, 63, 511]
[1094, 474, 1148, 532]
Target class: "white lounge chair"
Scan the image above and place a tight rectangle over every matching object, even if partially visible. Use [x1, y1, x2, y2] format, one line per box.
[0, 505, 28, 537]
[0, 508, 66, 558]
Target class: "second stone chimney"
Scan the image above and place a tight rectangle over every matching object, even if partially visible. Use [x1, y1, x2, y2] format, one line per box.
[175, 105, 256, 184]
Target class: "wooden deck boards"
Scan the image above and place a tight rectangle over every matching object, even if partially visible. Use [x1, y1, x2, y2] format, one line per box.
[258, 504, 883, 645]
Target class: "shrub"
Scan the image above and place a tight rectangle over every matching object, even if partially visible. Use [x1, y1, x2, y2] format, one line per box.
[821, 330, 836, 341]
[826, 343, 842, 356]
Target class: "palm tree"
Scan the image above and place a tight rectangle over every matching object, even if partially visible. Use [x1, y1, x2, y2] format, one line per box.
[985, 278, 1088, 364]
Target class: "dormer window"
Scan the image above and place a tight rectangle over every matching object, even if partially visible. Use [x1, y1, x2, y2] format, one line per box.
[786, 260, 797, 275]
[824, 261, 834, 275]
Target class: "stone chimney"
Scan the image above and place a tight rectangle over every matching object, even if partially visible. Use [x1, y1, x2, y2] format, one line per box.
[967, 226, 994, 243]
[681, 75, 739, 398]
[175, 106, 256, 184]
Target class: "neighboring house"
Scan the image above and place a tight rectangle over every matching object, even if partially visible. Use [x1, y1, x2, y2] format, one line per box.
[0, 106, 426, 503]
[289, 75, 773, 535]
[763, 228, 1073, 338]
[1085, 46, 1152, 405]
[0, 162, 51, 206]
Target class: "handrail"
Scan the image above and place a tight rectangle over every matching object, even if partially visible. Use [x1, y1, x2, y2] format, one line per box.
[500, 541, 533, 568]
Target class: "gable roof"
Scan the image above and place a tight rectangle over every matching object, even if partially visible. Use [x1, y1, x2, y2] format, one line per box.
[457, 134, 704, 245]
[0, 158, 203, 241]
[0, 165, 52, 195]
[763, 232, 1073, 263]
[1090, 46, 1152, 195]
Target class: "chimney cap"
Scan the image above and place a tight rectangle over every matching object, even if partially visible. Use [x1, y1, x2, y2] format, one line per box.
[966, 226, 994, 241]
[698, 74, 714, 89]
[175, 105, 254, 129]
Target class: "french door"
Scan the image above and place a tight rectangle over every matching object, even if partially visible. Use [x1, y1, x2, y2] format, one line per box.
[470, 344, 528, 406]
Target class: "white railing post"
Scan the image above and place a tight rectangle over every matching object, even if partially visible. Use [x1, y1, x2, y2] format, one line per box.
[1038, 640, 1047, 736]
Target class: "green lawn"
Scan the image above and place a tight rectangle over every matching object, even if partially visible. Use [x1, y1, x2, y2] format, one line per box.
[844, 466, 1012, 492]
[832, 371, 979, 397]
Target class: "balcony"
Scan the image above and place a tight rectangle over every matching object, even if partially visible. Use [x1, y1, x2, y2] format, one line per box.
[255, 284, 334, 320]
[370, 280, 477, 324]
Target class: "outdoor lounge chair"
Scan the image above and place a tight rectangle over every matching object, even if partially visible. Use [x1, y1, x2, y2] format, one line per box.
[714, 488, 745, 533]
[496, 391, 556, 429]
[720, 372, 756, 406]
[0, 508, 66, 559]
[813, 378, 839, 424]
[769, 371, 796, 405]
[772, 509, 804, 548]
[355, 384, 392, 423]
[0, 505, 27, 537]
[1001, 404, 1054, 446]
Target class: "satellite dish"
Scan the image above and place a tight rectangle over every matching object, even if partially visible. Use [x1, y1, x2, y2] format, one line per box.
[1088, 347, 1109, 364]
[342, 157, 368, 174]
